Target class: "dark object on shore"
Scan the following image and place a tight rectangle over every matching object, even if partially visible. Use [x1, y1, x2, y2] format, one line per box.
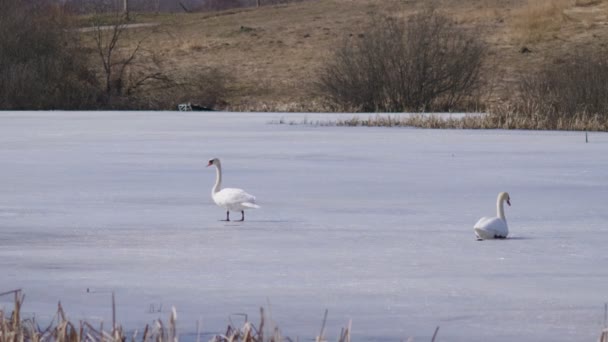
[177, 103, 215, 111]
[520, 46, 532, 54]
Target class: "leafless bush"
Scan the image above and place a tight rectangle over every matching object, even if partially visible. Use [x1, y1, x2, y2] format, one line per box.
[0, 1, 101, 109]
[315, 10, 486, 112]
[507, 52, 608, 129]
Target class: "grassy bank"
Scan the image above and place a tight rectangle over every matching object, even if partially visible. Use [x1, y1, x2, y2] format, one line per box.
[88, 0, 607, 111]
[2, 0, 608, 128]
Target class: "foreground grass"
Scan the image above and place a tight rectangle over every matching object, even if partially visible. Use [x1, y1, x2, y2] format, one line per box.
[0, 290, 353, 342]
[2, 290, 608, 341]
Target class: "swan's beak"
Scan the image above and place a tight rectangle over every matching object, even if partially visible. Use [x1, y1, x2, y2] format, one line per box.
[507, 199, 511, 206]
[206, 161, 212, 167]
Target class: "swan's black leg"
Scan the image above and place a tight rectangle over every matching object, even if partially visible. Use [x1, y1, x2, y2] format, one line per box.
[237, 210, 245, 222]
[221, 211, 230, 221]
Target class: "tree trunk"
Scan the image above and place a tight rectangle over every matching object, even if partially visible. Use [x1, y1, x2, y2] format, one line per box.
[256, 0, 260, 7]
[124, 0, 130, 21]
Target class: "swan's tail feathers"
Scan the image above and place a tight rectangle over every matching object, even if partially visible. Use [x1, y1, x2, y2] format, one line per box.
[242, 202, 260, 209]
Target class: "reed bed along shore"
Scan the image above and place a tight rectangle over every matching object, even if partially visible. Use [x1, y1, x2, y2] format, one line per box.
[270, 111, 608, 131]
[0, 290, 354, 342]
[2, 292, 608, 341]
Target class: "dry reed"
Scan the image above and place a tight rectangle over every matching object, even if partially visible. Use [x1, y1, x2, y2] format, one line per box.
[0, 289, 179, 342]
[3, 289, 606, 341]
[270, 111, 608, 131]
[0, 290, 353, 342]
[601, 329, 608, 342]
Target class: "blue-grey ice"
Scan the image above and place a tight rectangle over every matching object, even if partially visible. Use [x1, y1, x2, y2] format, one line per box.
[1, 112, 607, 342]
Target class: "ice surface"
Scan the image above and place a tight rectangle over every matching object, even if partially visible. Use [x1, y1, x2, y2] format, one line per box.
[1, 112, 607, 341]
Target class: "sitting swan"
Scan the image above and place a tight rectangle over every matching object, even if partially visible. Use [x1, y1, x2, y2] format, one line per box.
[474, 192, 511, 240]
[207, 158, 260, 221]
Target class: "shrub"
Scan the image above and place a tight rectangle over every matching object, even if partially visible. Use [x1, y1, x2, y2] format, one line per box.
[0, 0, 101, 109]
[508, 51, 608, 129]
[314, 10, 486, 112]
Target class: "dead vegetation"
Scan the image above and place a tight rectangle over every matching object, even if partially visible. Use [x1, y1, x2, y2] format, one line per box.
[0, 290, 355, 342]
[0, 289, 179, 342]
[506, 50, 608, 129]
[1, 291, 606, 341]
[314, 9, 486, 112]
[271, 110, 608, 131]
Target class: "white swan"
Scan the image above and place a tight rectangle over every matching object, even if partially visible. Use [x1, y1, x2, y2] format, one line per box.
[474, 192, 511, 240]
[207, 158, 259, 221]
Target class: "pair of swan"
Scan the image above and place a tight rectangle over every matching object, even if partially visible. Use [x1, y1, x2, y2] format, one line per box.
[207, 157, 512, 239]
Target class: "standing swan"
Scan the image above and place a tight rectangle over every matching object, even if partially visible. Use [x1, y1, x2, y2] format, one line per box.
[474, 192, 511, 240]
[207, 158, 260, 221]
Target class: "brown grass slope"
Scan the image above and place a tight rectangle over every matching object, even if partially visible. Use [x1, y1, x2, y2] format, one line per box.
[86, 0, 608, 111]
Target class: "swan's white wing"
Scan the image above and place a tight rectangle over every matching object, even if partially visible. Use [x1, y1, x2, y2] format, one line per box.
[474, 216, 508, 239]
[214, 188, 258, 209]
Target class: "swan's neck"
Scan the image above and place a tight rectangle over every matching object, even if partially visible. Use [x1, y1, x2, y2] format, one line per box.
[497, 197, 506, 221]
[212, 164, 222, 194]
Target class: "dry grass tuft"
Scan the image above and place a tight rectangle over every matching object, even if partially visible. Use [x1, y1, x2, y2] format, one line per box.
[0, 289, 178, 342]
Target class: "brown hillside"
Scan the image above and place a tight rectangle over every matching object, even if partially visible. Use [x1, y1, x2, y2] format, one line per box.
[83, 0, 608, 110]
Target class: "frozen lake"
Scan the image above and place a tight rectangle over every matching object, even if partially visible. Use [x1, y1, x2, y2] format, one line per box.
[1, 112, 607, 341]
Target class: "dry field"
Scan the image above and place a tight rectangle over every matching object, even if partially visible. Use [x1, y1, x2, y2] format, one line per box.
[80, 0, 608, 111]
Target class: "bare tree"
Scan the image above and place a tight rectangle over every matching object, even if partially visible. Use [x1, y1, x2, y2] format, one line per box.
[92, 11, 172, 105]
